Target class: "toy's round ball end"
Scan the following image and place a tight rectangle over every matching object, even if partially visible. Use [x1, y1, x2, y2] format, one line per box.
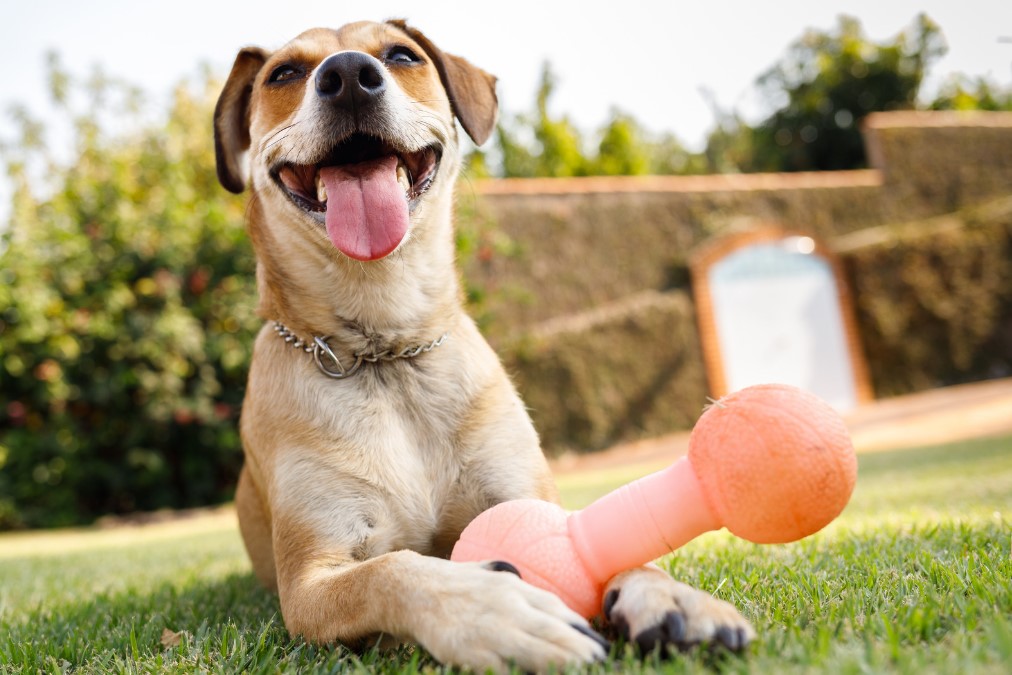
[689, 384, 857, 543]
[451, 499, 601, 617]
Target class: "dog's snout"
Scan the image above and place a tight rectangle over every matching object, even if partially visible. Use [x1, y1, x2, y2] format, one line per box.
[315, 52, 386, 109]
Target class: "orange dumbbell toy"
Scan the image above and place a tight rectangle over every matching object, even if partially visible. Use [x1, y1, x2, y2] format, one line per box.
[451, 384, 858, 618]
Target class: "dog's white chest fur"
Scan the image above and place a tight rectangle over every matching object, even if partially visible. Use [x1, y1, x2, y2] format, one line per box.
[262, 345, 470, 557]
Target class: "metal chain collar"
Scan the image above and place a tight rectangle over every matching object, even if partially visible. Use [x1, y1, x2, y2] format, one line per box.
[273, 321, 448, 380]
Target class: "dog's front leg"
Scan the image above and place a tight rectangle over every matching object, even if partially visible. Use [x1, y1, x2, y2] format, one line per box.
[601, 565, 755, 654]
[275, 544, 607, 673]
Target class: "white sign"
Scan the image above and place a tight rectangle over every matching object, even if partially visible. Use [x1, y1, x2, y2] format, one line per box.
[708, 237, 859, 411]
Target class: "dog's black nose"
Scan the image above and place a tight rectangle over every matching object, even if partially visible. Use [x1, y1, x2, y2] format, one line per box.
[315, 52, 386, 110]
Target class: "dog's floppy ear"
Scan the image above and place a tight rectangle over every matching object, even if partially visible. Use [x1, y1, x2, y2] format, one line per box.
[214, 47, 270, 193]
[389, 20, 499, 145]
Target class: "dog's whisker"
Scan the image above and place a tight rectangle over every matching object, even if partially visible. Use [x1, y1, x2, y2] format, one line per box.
[262, 122, 300, 149]
[407, 97, 452, 106]
[258, 122, 304, 159]
[261, 133, 293, 157]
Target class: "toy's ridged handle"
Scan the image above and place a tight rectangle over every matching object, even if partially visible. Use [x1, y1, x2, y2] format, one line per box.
[567, 457, 723, 584]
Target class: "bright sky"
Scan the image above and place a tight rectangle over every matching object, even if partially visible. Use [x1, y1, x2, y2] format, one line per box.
[1, 0, 1009, 151]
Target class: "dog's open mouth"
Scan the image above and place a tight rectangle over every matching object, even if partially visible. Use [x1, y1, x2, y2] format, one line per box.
[272, 134, 441, 261]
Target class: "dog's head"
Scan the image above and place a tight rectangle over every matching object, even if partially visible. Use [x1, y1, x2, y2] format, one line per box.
[214, 20, 497, 262]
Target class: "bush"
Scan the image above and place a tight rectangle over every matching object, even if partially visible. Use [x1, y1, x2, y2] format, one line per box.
[0, 68, 258, 528]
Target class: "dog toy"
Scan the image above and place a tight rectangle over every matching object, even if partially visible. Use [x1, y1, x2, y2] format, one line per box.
[451, 383, 857, 617]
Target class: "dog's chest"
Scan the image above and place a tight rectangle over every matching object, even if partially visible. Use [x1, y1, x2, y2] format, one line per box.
[306, 365, 471, 551]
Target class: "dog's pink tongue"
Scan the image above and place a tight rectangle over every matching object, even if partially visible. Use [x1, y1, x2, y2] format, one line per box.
[321, 155, 408, 261]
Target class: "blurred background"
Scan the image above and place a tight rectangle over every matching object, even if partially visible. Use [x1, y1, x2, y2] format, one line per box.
[1, 1, 1010, 529]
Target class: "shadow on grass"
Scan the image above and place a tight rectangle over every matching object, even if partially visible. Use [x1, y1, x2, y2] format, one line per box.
[2, 568, 437, 672]
[4, 571, 271, 668]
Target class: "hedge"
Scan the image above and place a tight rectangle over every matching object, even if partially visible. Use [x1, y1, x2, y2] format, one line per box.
[504, 196, 1012, 454]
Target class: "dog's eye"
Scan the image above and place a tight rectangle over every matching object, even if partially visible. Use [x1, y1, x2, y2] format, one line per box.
[268, 65, 303, 84]
[385, 46, 421, 65]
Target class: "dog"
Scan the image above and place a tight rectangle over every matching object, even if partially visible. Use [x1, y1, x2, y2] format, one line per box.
[213, 19, 755, 672]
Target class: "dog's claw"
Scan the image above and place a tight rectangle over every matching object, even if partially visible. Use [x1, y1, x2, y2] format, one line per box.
[603, 589, 620, 621]
[715, 625, 752, 652]
[486, 560, 521, 577]
[570, 623, 611, 656]
[633, 610, 688, 654]
[665, 610, 687, 645]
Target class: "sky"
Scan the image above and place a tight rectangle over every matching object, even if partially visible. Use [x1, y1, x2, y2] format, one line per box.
[0, 0, 1010, 153]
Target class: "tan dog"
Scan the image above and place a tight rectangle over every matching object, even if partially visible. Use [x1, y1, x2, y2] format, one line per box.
[214, 19, 754, 672]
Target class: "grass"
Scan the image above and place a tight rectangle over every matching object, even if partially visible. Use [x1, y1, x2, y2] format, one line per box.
[2, 434, 1011, 674]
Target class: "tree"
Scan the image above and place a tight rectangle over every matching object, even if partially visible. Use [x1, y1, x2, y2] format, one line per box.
[490, 63, 590, 178]
[739, 13, 948, 172]
[592, 111, 649, 176]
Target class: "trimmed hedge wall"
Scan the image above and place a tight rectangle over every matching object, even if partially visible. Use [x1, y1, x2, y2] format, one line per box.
[504, 291, 707, 454]
[464, 114, 1012, 343]
[460, 115, 1012, 454]
[841, 199, 1012, 397]
[490, 195, 1012, 454]
[863, 112, 1012, 216]
[462, 175, 886, 342]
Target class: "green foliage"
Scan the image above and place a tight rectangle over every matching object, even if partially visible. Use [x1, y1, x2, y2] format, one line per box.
[592, 111, 651, 176]
[930, 74, 1012, 112]
[0, 59, 257, 528]
[699, 13, 995, 174]
[529, 64, 588, 177]
[480, 13, 1008, 178]
[479, 63, 698, 178]
[490, 63, 588, 178]
[746, 13, 947, 172]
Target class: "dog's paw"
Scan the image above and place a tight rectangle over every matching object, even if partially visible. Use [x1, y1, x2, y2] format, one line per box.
[602, 567, 755, 655]
[410, 559, 608, 674]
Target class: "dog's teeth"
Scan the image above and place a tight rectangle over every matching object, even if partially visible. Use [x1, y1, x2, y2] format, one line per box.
[396, 163, 411, 197]
[315, 174, 327, 203]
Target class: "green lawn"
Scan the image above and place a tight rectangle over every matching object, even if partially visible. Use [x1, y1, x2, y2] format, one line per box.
[2, 434, 1011, 673]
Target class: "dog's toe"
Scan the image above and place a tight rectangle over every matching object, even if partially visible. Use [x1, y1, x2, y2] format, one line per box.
[417, 561, 609, 673]
[603, 567, 755, 656]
